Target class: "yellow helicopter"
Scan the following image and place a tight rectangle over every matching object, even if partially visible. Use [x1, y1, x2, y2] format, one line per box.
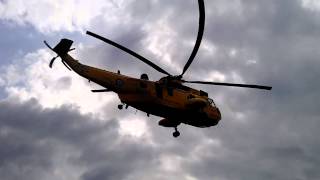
[44, 0, 271, 137]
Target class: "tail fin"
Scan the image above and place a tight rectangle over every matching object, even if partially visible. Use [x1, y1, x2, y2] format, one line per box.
[52, 39, 73, 56]
[44, 38, 74, 70]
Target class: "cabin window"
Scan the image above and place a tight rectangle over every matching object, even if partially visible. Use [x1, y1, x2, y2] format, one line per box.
[155, 84, 163, 98]
[187, 94, 195, 99]
[167, 87, 173, 96]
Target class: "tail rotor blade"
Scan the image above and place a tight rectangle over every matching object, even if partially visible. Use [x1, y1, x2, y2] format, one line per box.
[45, 40, 72, 71]
[49, 56, 58, 68]
[44, 40, 54, 51]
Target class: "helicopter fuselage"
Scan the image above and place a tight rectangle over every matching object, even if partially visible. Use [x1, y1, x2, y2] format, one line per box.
[61, 54, 221, 128]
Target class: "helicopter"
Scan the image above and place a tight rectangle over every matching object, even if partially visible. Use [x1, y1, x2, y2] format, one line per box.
[44, 0, 271, 137]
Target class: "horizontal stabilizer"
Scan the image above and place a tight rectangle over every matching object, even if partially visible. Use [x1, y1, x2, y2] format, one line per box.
[91, 89, 111, 93]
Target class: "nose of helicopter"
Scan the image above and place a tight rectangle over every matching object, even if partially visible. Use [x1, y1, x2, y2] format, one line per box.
[207, 107, 221, 126]
[216, 108, 221, 121]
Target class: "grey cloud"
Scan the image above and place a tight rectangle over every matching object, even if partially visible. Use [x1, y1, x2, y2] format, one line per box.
[53, 76, 72, 90]
[0, 99, 159, 180]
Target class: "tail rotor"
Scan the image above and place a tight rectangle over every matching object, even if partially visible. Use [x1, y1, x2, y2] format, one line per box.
[44, 39, 74, 70]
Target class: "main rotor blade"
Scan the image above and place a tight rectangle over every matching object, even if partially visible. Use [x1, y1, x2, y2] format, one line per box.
[180, 0, 205, 77]
[44, 40, 54, 51]
[183, 80, 272, 90]
[86, 31, 171, 76]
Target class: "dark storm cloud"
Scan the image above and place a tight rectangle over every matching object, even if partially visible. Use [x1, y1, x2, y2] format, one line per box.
[0, 99, 159, 180]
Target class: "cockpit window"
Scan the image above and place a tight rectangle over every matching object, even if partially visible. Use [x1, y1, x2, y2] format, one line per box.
[200, 90, 208, 97]
[187, 94, 195, 99]
[208, 98, 215, 106]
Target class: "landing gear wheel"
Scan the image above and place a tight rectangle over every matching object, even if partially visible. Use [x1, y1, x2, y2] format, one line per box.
[118, 104, 123, 110]
[173, 127, 180, 138]
[173, 131, 180, 138]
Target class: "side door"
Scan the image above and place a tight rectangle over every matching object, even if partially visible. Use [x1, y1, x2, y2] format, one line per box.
[155, 83, 163, 99]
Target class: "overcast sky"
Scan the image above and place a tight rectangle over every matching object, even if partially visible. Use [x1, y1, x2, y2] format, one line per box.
[1, 0, 320, 180]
